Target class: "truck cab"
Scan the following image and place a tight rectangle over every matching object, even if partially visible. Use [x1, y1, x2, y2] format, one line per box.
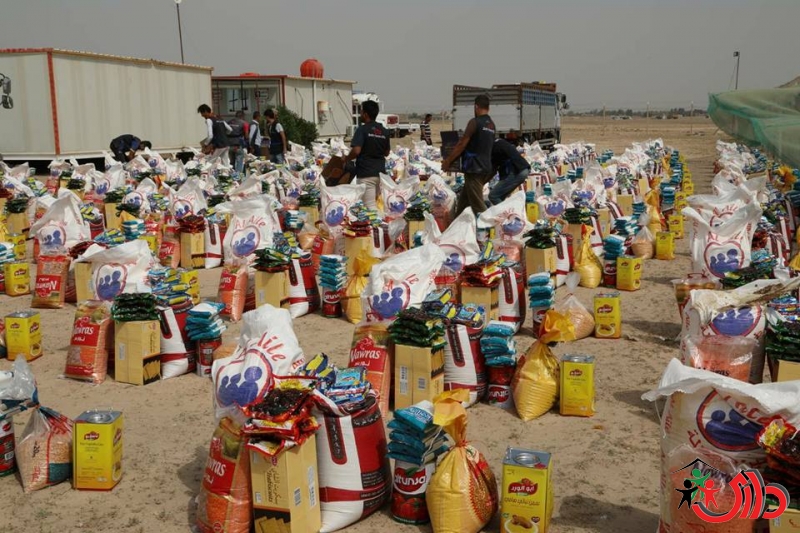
[349, 91, 420, 139]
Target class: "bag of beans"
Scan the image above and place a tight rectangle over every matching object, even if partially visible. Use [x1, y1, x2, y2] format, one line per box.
[218, 263, 248, 322]
[32, 254, 70, 309]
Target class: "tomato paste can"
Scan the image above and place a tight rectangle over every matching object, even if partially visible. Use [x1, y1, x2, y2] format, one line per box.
[486, 365, 515, 409]
[196, 337, 222, 378]
[391, 460, 435, 525]
[322, 288, 342, 318]
[0, 417, 16, 477]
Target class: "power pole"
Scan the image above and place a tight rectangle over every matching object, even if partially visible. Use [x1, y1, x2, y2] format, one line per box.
[175, 0, 185, 64]
[734, 51, 740, 90]
[690, 101, 694, 135]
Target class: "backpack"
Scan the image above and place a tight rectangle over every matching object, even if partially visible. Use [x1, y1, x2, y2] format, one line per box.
[211, 119, 230, 148]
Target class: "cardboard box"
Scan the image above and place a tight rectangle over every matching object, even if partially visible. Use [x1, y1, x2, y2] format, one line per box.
[73, 410, 124, 491]
[770, 507, 800, 532]
[617, 194, 634, 216]
[526, 247, 557, 276]
[394, 344, 445, 410]
[299, 206, 319, 227]
[250, 435, 321, 533]
[501, 448, 553, 533]
[637, 177, 650, 196]
[74, 262, 96, 302]
[565, 223, 585, 251]
[408, 220, 426, 247]
[344, 235, 373, 276]
[114, 320, 161, 385]
[460, 285, 499, 321]
[596, 207, 611, 235]
[4, 261, 30, 296]
[775, 359, 800, 383]
[104, 204, 121, 231]
[255, 270, 290, 309]
[180, 232, 205, 269]
[5, 311, 42, 361]
[5, 212, 29, 237]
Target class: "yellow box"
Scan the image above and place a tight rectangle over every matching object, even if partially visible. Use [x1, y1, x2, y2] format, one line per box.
[299, 206, 320, 228]
[560, 355, 596, 417]
[344, 235, 373, 276]
[394, 344, 445, 410]
[616, 256, 643, 291]
[596, 207, 611, 235]
[525, 247, 556, 276]
[460, 285, 499, 321]
[526, 202, 540, 223]
[408, 220, 426, 248]
[255, 270, 290, 309]
[180, 270, 200, 305]
[594, 292, 621, 339]
[5, 212, 29, 237]
[250, 435, 321, 533]
[775, 360, 800, 383]
[637, 177, 650, 196]
[180, 232, 205, 269]
[683, 181, 695, 195]
[74, 262, 96, 302]
[668, 213, 684, 239]
[501, 448, 553, 533]
[73, 410, 123, 491]
[617, 194, 634, 216]
[655, 231, 675, 260]
[5, 311, 43, 362]
[104, 204, 121, 231]
[8, 233, 26, 262]
[4, 261, 30, 296]
[770, 507, 800, 532]
[114, 320, 161, 386]
[565, 223, 585, 251]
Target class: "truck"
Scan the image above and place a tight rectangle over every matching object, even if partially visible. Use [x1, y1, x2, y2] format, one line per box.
[0, 48, 213, 161]
[451, 83, 567, 148]
[349, 91, 420, 139]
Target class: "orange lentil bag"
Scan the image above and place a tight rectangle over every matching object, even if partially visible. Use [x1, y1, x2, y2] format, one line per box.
[32, 254, 70, 309]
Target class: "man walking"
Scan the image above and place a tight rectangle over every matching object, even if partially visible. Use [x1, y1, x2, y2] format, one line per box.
[344, 100, 389, 210]
[420, 114, 433, 146]
[109, 134, 151, 163]
[249, 111, 263, 155]
[489, 138, 531, 205]
[264, 109, 288, 164]
[197, 104, 232, 166]
[441, 95, 496, 215]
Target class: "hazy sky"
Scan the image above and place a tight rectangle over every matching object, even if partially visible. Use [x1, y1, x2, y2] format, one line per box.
[2, 0, 798, 112]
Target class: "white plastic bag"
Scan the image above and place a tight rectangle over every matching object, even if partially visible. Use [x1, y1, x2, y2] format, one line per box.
[423, 208, 480, 272]
[682, 202, 761, 279]
[554, 272, 594, 340]
[320, 182, 367, 244]
[380, 174, 419, 221]
[75, 240, 155, 301]
[95, 165, 126, 199]
[477, 190, 533, 240]
[222, 195, 277, 264]
[30, 193, 91, 253]
[365, 244, 445, 321]
[172, 177, 208, 219]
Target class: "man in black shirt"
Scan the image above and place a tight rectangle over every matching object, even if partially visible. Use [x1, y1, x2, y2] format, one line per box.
[344, 100, 390, 210]
[109, 134, 151, 163]
[489, 138, 531, 205]
[420, 114, 433, 146]
[441, 95, 496, 215]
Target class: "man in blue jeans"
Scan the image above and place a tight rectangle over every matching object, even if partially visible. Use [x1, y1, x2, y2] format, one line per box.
[488, 137, 531, 205]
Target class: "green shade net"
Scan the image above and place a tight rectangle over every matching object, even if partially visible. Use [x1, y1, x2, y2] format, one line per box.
[708, 88, 800, 168]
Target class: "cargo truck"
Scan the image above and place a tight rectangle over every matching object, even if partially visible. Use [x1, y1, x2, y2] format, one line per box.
[0, 48, 213, 161]
[451, 83, 567, 148]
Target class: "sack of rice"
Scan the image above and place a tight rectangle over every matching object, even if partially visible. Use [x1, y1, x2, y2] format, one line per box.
[16, 407, 73, 493]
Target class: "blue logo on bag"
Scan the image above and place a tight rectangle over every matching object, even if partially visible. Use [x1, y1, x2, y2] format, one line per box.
[705, 242, 744, 277]
[370, 284, 410, 320]
[544, 199, 566, 217]
[387, 194, 407, 214]
[231, 226, 260, 257]
[501, 214, 525, 236]
[325, 201, 346, 226]
[709, 306, 760, 337]
[95, 263, 128, 301]
[697, 391, 762, 451]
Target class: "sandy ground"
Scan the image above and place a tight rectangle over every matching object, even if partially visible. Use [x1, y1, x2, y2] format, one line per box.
[1, 116, 725, 533]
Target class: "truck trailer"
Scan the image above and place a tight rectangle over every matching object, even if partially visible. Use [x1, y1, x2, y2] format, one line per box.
[452, 83, 567, 148]
[0, 48, 212, 161]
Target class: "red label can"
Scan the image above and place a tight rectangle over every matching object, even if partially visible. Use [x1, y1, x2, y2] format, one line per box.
[0, 417, 16, 477]
[322, 288, 342, 318]
[391, 460, 434, 525]
[486, 365, 516, 409]
[196, 337, 222, 378]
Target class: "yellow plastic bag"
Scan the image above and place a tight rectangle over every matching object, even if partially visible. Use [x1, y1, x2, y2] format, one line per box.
[645, 190, 665, 235]
[427, 390, 498, 533]
[789, 252, 800, 272]
[512, 311, 575, 421]
[573, 226, 602, 288]
[342, 249, 380, 324]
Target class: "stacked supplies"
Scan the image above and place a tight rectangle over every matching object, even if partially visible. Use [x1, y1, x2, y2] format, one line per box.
[528, 273, 555, 309]
[319, 254, 347, 317]
[421, 288, 457, 320]
[613, 217, 639, 237]
[387, 401, 449, 467]
[603, 235, 627, 260]
[253, 247, 291, 271]
[0, 242, 16, 266]
[766, 296, 800, 367]
[345, 202, 379, 237]
[122, 219, 145, 241]
[177, 214, 206, 233]
[94, 229, 126, 247]
[632, 202, 646, 218]
[660, 184, 677, 209]
[325, 366, 371, 406]
[720, 249, 777, 289]
[186, 301, 227, 341]
[244, 381, 320, 456]
[282, 210, 305, 231]
[523, 224, 558, 249]
[563, 206, 594, 224]
[404, 191, 431, 221]
[103, 189, 127, 205]
[298, 353, 337, 392]
[480, 321, 517, 367]
[462, 241, 505, 287]
[112, 293, 159, 322]
[149, 193, 170, 213]
[389, 308, 445, 349]
[147, 267, 193, 308]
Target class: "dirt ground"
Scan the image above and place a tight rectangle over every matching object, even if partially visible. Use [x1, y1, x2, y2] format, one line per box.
[1, 116, 725, 533]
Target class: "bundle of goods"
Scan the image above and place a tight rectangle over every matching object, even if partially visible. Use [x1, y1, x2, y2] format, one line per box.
[16, 406, 73, 493]
[121, 219, 145, 241]
[528, 272, 555, 331]
[319, 255, 347, 317]
[147, 267, 193, 308]
[298, 353, 337, 392]
[481, 321, 516, 367]
[93, 228, 126, 247]
[186, 302, 227, 342]
[426, 389, 498, 533]
[344, 202, 379, 237]
[602, 235, 627, 286]
[554, 272, 595, 340]
[244, 380, 319, 453]
[719, 249, 777, 289]
[389, 401, 450, 525]
[404, 191, 431, 222]
[612, 216, 639, 238]
[322, 366, 372, 406]
[252, 245, 292, 272]
[461, 242, 505, 287]
[177, 214, 206, 234]
[757, 419, 800, 504]
[562, 205, 594, 224]
[282, 210, 305, 231]
[111, 293, 158, 322]
[389, 308, 445, 349]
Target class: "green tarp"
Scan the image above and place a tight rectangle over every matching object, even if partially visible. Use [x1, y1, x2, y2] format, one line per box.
[708, 88, 800, 168]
